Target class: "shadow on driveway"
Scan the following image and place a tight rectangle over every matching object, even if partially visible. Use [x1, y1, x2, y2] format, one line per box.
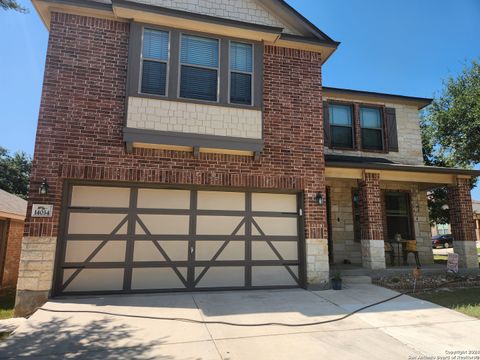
[0, 317, 167, 359]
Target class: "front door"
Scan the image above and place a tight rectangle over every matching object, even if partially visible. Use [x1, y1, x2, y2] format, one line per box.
[384, 192, 414, 241]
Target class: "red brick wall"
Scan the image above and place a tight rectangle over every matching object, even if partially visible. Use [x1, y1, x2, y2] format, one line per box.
[2, 220, 23, 287]
[448, 178, 476, 242]
[26, 12, 327, 241]
[358, 172, 384, 241]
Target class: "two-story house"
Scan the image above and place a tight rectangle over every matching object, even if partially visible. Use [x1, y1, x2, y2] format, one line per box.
[15, 0, 479, 315]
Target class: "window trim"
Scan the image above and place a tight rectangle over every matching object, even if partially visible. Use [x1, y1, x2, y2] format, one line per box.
[359, 105, 385, 152]
[138, 27, 171, 98]
[178, 32, 221, 103]
[328, 102, 355, 150]
[324, 100, 388, 153]
[127, 22, 263, 111]
[228, 40, 254, 107]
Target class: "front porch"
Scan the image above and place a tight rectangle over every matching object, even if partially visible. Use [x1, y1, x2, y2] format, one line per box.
[325, 157, 480, 272]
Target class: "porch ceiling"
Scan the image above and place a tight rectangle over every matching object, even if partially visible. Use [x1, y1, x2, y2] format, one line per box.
[325, 155, 480, 187]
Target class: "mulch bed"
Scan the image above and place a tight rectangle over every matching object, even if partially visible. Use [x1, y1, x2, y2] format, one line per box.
[372, 273, 480, 291]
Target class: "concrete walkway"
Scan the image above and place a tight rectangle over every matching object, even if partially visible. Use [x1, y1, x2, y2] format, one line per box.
[0, 284, 479, 359]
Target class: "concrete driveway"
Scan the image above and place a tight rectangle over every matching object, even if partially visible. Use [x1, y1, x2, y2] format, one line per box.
[1, 284, 479, 359]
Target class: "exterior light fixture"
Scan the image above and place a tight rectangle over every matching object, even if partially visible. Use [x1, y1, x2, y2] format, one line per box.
[314, 192, 324, 206]
[39, 178, 49, 195]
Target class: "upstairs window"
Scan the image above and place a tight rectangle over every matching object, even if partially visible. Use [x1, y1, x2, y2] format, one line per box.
[360, 107, 383, 150]
[141, 29, 169, 96]
[180, 35, 219, 102]
[230, 41, 253, 105]
[329, 104, 354, 148]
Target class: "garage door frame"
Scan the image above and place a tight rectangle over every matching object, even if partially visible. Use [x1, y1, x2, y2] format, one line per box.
[52, 180, 307, 296]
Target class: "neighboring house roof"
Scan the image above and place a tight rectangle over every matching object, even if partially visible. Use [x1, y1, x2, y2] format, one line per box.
[323, 86, 433, 110]
[0, 189, 27, 221]
[325, 155, 480, 177]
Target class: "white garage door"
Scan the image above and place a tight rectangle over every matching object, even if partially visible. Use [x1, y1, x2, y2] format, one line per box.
[56, 184, 303, 294]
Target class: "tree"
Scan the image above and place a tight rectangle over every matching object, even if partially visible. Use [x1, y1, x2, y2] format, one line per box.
[421, 59, 480, 225]
[0, 0, 28, 13]
[425, 60, 480, 166]
[0, 147, 32, 199]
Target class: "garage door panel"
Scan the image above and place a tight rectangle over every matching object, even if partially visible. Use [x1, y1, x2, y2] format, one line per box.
[252, 241, 298, 261]
[252, 217, 298, 236]
[137, 214, 189, 235]
[196, 216, 244, 235]
[133, 241, 166, 262]
[91, 241, 126, 262]
[195, 267, 245, 288]
[196, 241, 245, 261]
[160, 241, 189, 261]
[131, 268, 187, 290]
[252, 266, 298, 287]
[137, 189, 190, 209]
[252, 193, 297, 213]
[68, 213, 128, 235]
[197, 191, 245, 211]
[71, 186, 131, 208]
[63, 269, 124, 292]
[64, 240, 101, 263]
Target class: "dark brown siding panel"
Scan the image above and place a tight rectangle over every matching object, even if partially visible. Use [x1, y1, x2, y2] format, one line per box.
[323, 101, 330, 147]
[386, 107, 398, 152]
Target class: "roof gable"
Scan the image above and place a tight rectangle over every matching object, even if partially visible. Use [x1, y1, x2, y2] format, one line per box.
[127, 0, 301, 34]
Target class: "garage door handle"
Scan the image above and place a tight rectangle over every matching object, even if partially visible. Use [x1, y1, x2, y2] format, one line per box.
[190, 246, 194, 254]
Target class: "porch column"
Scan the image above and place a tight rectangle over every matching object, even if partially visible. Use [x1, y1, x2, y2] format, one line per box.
[448, 176, 479, 269]
[358, 172, 386, 269]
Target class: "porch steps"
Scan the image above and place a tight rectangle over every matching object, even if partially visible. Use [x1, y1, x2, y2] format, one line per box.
[342, 275, 372, 285]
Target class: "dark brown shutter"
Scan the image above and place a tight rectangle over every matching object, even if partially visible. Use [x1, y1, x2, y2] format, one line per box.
[386, 107, 398, 152]
[323, 101, 330, 147]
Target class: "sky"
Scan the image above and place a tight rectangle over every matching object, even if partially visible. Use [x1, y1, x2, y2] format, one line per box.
[0, 0, 479, 197]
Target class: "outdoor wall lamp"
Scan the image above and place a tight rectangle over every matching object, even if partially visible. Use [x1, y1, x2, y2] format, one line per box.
[39, 178, 49, 196]
[314, 192, 324, 206]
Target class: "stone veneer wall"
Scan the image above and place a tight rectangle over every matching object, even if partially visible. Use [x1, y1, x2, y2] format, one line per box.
[326, 179, 433, 266]
[16, 13, 327, 315]
[306, 238, 329, 284]
[130, 0, 299, 34]
[324, 99, 424, 166]
[126, 97, 262, 139]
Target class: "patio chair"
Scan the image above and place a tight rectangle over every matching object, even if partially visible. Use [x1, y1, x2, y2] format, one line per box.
[402, 240, 421, 267]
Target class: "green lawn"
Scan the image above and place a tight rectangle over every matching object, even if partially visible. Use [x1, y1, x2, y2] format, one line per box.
[433, 247, 480, 262]
[0, 288, 16, 320]
[412, 288, 480, 319]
